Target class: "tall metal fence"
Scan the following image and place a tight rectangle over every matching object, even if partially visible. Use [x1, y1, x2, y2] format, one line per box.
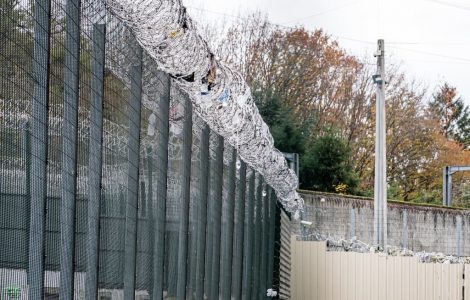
[0, 0, 284, 299]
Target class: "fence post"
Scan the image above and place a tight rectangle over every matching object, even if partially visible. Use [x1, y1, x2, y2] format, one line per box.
[266, 191, 277, 291]
[231, 160, 247, 299]
[456, 215, 462, 257]
[85, 22, 106, 300]
[272, 204, 282, 294]
[209, 137, 225, 300]
[195, 124, 211, 300]
[242, 170, 256, 300]
[219, 148, 237, 299]
[151, 72, 171, 299]
[21, 119, 32, 226]
[59, 0, 81, 297]
[252, 176, 264, 299]
[123, 45, 143, 300]
[176, 94, 193, 300]
[349, 207, 356, 239]
[28, 0, 52, 297]
[402, 209, 408, 249]
[205, 134, 224, 297]
[259, 185, 270, 298]
[144, 147, 153, 292]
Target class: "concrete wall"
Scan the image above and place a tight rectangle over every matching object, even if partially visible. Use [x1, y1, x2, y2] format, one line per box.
[297, 190, 470, 256]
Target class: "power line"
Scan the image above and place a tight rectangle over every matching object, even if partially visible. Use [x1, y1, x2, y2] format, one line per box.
[282, 0, 360, 24]
[332, 35, 375, 45]
[424, 0, 470, 11]
[186, 6, 470, 64]
[388, 45, 470, 63]
[186, 6, 321, 32]
[388, 41, 470, 46]
[186, 6, 240, 19]
[187, 6, 367, 41]
[405, 58, 470, 64]
[325, 36, 470, 64]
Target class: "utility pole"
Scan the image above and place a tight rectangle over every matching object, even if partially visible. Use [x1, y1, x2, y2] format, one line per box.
[373, 39, 387, 249]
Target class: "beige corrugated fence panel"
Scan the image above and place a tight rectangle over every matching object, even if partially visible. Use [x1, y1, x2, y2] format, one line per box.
[291, 238, 464, 300]
[280, 209, 292, 299]
[465, 264, 470, 300]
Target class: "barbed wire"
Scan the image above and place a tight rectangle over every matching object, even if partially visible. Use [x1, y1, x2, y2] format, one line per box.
[105, 0, 303, 213]
[299, 232, 470, 264]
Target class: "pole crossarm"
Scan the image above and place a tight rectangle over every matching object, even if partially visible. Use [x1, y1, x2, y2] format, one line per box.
[448, 166, 470, 174]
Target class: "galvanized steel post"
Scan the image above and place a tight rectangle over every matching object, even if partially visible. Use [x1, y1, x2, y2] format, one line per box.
[176, 94, 193, 300]
[231, 160, 247, 299]
[195, 124, 211, 300]
[145, 147, 154, 292]
[205, 134, 223, 297]
[242, 170, 256, 300]
[266, 191, 277, 290]
[85, 22, 106, 300]
[28, 1, 52, 298]
[252, 176, 263, 299]
[151, 71, 171, 299]
[123, 46, 143, 300]
[219, 148, 237, 299]
[59, 0, 81, 297]
[259, 186, 269, 299]
[22, 120, 32, 245]
[209, 137, 225, 300]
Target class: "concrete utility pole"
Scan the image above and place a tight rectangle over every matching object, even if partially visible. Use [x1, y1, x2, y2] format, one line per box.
[373, 39, 387, 249]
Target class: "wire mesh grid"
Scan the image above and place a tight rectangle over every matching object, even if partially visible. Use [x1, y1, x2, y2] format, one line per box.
[0, 0, 282, 299]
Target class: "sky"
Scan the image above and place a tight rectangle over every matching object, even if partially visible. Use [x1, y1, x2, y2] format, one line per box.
[183, 0, 470, 104]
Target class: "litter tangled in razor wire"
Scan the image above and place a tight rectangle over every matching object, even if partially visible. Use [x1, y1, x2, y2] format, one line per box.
[104, 0, 304, 213]
[300, 233, 470, 264]
[266, 289, 278, 298]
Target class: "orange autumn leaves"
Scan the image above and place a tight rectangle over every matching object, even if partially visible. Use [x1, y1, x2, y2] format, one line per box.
[207, 14, 470, 205]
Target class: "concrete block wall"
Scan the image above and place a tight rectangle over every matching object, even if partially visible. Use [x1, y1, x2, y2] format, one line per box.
[296, 190, 470, 256]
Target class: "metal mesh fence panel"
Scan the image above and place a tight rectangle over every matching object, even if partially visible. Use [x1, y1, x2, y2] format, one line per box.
[0, 2, 283, 299]
[242, 169, 256, 300]
[1, 0, 36, 298]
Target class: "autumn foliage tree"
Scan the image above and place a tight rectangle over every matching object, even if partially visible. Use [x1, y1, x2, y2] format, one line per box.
[429, 83, 470, 148]
[206, 13, 470, 205]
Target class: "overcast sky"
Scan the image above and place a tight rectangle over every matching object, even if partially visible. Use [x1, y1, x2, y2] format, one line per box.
[183, 0, 470, 104]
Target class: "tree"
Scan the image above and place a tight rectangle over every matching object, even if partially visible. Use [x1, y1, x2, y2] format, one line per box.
[300, 132, 359, 193]
[205, 13, 470, 203]
[0, 0, 33, 100]
[429, 83, 470, 148]
[215, 16, 364, 137]
[254, 88, 306, 154]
